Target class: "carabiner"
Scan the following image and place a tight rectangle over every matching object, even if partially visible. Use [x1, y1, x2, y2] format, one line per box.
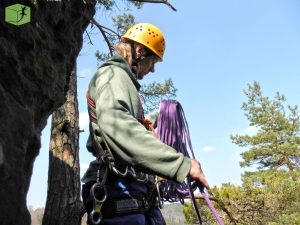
[112, 166, 128, 177]
[136, 173, 148, 182]
[90, 182, 107, 203]
[127, 167, 137, 178]
[89, 209, 102, 225]
[89, 183, 107, 225]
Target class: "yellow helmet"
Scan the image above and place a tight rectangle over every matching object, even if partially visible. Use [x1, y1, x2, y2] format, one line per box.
[121, 23, 166, 60]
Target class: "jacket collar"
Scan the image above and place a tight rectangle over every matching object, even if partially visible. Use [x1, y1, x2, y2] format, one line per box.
[100, 55, 141, 91]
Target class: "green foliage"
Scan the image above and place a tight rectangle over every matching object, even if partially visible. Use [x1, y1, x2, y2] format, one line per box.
[225, 81, 300, 224]
[184, 82, 300, 225]
[112, 13, 136, 36]
[95, 13, 135, 65]
[140, 78, 177, 114]
[96, 0, 114, 10]
[95, 51, 111, 64]
[183, 200, 217, 225]
[94, 13, 135, 65]
[183, 184, 267, 225]
[231, 81, 300, 171]
[268, 213, 300, 225]
[96, 0, 142, 11]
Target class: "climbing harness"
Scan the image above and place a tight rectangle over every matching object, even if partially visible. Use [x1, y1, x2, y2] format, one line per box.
[87, 92, 156, 183]
[85, 92, 159, 224]
[156, 99, 226, 225]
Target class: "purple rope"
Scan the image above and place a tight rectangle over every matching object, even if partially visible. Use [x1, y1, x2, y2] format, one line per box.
[157, 100, 202, 224]
[157, 100, 194, 158]
[202, 191, 225, 225]
[156, 100, 225, 225]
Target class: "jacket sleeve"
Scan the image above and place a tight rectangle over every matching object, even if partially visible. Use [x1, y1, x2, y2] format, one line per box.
[91, 66, 191, 183]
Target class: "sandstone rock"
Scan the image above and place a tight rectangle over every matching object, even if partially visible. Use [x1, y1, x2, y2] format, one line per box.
[0, 1, 95, 224]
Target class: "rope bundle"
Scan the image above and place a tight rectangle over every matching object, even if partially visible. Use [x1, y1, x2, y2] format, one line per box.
[156, 100, 225, 225]
[156, 100, 202, 223]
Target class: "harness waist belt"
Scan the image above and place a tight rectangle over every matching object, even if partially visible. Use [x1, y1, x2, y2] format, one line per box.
[101, 196, 150, 218]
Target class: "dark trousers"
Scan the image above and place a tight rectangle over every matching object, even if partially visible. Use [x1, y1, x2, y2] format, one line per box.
[82, 178, 166, 225]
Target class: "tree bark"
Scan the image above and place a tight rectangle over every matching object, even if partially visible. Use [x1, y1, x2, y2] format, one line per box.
[43, 64, 85, 225]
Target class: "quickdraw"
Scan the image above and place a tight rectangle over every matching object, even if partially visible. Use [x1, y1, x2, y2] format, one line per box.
[112, 165, 155, 183]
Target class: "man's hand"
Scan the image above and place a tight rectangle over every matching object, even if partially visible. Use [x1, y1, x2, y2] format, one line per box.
[189, 159, 210, 189]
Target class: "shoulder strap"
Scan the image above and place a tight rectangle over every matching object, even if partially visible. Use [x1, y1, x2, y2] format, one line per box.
[86, 91, 115, 165]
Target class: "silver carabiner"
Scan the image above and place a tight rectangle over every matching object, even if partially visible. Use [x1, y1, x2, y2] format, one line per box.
[128, 167, 149, 182]
[89, 209, 102, 225]
[112, 166, 128, 177]
[89, 183, 108, 225]
[127, 167, 137, 178]
[136, 173, 149, 183]
[90, 182, 107, 203]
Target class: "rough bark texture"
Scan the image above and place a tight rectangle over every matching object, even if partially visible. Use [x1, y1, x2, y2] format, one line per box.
[43, 66, 84, 225]
[0, 1, 95, 224]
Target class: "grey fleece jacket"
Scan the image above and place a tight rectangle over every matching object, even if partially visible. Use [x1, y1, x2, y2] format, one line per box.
[85, 55, 191, 183]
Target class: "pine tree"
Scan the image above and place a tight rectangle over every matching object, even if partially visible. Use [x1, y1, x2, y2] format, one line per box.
[230, 81, 300, 223]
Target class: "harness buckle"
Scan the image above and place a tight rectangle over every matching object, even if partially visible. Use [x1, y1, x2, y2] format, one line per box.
[142, 197, 149, 211]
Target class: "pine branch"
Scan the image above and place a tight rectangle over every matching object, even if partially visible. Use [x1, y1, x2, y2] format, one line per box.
[129, 0, 177, 11]
[186, 194, 237, 224]
[101, 25, 121, 37]
[90, 18, 114, 57]
[85, 30, 93, 45]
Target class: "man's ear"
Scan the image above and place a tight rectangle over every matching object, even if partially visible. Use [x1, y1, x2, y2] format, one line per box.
[135, 45, 143, 59]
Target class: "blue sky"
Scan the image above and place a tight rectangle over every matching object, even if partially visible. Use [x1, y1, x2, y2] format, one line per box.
[27, 0, 300, 208]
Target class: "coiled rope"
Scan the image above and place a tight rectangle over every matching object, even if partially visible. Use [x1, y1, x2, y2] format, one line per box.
[156, 100, 225, 225]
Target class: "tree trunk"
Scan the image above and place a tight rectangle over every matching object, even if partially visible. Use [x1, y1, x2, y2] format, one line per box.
[43, 64, 85, 225]
[0, 1, 95, 224]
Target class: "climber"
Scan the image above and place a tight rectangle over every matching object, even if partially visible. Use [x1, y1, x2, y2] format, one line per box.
[81, 22, 209, 225]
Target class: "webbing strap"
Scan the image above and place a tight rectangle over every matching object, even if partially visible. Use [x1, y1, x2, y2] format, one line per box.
[87, 92, 98, 124]
[86, 91, 115, 167]
[101, 196, 151, 218]
[86, 91, 155, 183]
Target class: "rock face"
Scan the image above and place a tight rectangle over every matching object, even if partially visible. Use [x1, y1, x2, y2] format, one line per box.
[0, 1, 95, 224]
